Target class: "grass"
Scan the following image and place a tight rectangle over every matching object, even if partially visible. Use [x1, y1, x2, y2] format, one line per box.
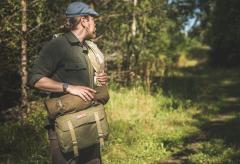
[0, 66, 240, 164]
[103, 86, 199, 164]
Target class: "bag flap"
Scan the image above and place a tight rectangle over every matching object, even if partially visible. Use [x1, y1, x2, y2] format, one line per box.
[55, 104, 105, 131]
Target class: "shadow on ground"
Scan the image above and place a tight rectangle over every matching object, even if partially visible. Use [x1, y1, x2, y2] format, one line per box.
[160, 64, 240, 163]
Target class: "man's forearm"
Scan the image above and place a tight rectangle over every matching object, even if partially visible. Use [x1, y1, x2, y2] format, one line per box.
[34, 77, 64, 92]
[34, 77, 96, 101]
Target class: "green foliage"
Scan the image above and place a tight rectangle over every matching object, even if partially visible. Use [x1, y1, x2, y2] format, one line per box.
[95, 0, 171, 68]
[0, 0, 68, 109]
[0, 103, 49, 163]
[171, 0, 240, 67]
[0, 1, 22, 109]
[207, 0, 240, 67]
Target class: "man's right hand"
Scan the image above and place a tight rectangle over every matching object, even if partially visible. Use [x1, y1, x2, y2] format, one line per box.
[34, 77, 96, 101]
[67, 85, 96, 101]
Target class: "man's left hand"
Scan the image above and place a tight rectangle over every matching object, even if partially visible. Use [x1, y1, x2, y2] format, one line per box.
[95, 72, 109, 85]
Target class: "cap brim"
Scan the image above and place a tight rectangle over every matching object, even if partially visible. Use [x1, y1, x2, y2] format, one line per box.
[84, 8, 99, 17]
[66, 9, 99, 17]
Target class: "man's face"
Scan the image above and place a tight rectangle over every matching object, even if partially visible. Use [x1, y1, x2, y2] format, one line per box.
[85, 16, 96, 39]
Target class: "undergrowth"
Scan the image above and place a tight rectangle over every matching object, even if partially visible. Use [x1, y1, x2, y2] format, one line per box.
[1, 74, 240, 164]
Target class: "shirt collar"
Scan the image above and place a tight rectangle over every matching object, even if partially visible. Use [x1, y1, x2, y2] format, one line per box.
[64, 32, 89, 54]
[64, 32, 82, 45]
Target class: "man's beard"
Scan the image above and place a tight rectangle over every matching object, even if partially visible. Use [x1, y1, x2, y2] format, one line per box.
[86, 31, 96, 40]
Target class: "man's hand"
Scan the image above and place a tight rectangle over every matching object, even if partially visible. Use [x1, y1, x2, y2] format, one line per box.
[34, 77, 98, 101]
[95, 72, 109, 85]
[67, 85, 96, 101]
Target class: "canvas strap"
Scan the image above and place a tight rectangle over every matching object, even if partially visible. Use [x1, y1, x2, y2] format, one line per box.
[85, 40, 105, 73]
[67, 120, 79, 157]
[57, 99, 65, 115]
[84, 52, 94, 88]
[85, 41, 105, 87]
[94, 112, 104, 147]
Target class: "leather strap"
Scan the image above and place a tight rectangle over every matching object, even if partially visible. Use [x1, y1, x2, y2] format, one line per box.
[94, 112, 104, 147]
[67, 120, 79, 157]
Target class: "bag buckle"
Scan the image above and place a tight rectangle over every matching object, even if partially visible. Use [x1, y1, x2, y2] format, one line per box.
[98, 133, 104, 138]
[72, 141, 78, 146]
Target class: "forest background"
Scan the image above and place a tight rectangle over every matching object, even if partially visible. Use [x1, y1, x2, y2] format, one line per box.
[0, 0, 240, 163]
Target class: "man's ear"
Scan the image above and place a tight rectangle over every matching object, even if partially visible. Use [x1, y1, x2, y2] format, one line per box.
[80, 16, 89, 28]
[80, 17, 86, 28]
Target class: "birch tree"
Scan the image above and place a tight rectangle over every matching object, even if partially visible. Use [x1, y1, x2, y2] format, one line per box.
[20, 0, 28, 119]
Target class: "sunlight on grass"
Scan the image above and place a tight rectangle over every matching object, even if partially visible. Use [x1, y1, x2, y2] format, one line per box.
[103, 87, 199, 163]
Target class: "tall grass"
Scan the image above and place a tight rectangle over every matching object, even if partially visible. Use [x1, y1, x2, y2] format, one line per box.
[102, 86, 199, 164]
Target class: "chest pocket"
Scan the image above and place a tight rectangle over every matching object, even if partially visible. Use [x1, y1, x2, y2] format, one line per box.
[64, 62, 86, 71]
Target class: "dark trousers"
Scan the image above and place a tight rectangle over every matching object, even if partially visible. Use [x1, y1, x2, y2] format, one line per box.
[48, 128, 102, 164]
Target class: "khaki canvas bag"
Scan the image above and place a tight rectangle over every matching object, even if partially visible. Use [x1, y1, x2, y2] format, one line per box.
[55, 104, 109, 157]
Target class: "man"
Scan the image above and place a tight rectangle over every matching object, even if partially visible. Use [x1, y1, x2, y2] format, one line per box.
[29, 2, 108, 164]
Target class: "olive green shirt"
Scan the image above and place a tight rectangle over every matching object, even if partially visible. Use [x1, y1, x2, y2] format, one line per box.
[29, 32, 93, 88]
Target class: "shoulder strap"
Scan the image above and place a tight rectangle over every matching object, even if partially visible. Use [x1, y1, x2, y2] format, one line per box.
[84, 40, 105, 73]
[84, 52, 94, 88]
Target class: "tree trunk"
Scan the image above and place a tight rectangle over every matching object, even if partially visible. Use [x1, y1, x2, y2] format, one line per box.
[145, 61, 151, 94]
[132, 0, 137, 37]
[130, 0, 137, 70]
[20, 0, 29, 120]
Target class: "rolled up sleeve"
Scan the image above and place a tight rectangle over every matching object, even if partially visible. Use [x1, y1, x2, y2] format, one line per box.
[28, 42, 60, 87]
